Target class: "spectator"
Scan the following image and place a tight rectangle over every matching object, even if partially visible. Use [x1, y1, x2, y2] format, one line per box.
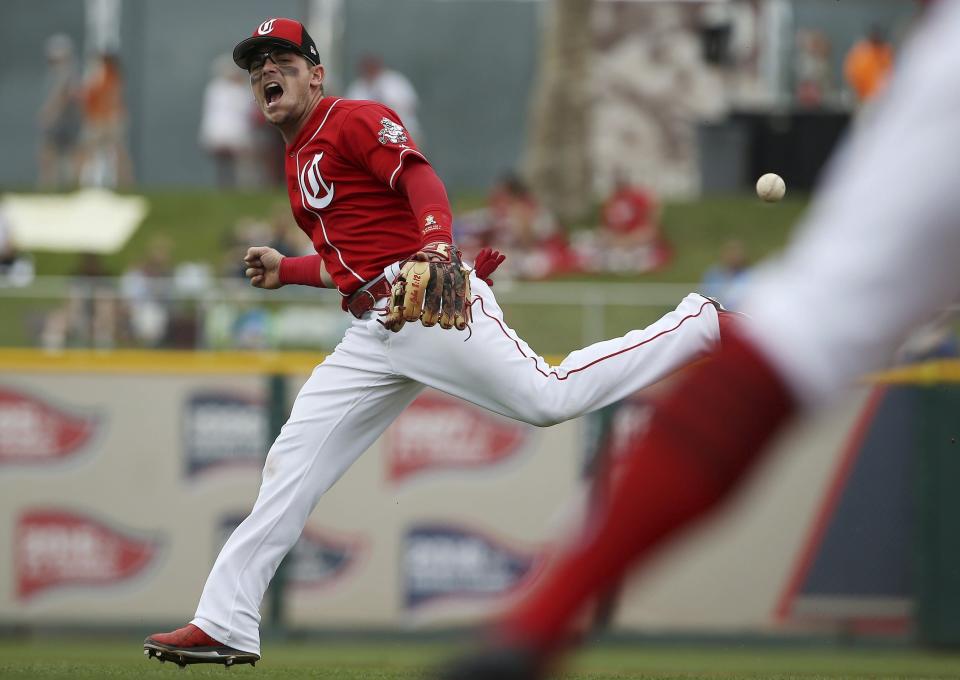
[221, 217, 270, 279]
[0, 206, 34, 287]
[120, 237, 174, 347]
[251, 112, 286, 187]
[895, 314, 960, 364]
[80, 52, 134, 187]
[844, 27, 894, 104]
[794, 29, 833, 109]
[37, 34, 82, 189]
[200, 55, 257, 188]
[267, 211, 311, 257]
[345, 54, 421, 142]
[40, 253, 115, 350]
[700, 239, 751, 311]
[596, 178, 670, 273]
[486, 174, 579, 279]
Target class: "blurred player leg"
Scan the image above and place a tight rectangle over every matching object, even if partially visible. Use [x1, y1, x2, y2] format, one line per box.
[443, 3, 960, 677]
[391, 283, 722, 426]
[191, 318, 422, 656]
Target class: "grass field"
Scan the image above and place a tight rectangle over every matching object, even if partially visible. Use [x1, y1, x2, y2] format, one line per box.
[2, 639, 959, 680]
[4, 191, 808, 351]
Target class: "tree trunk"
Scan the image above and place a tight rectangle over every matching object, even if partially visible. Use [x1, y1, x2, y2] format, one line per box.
[525, 0, 593, 226]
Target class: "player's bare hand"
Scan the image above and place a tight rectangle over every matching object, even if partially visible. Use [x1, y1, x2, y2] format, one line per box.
[244, 246, 284, 289]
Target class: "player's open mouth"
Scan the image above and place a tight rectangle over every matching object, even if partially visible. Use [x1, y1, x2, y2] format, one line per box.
[264, 82, 284, 108]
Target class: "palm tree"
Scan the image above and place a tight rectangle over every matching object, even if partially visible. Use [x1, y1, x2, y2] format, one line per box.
[525, 0, 594, 226]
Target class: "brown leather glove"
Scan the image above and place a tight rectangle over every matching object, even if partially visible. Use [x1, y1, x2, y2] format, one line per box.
[382, 243, 472, 332]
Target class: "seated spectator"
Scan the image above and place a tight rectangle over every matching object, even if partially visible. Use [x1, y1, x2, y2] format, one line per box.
[0, 206, 34, 287]
[221, 217, 270, 279]
[267, 210, 312, 257]
[598, 178, 671, 272]
[700, 238, 751, 310]
[120, 236, 174, 347]
[569, 177, 670, 274]
[483, 174, 580, 279]
[895, 314, 960, 364]
[40, 253, 117, 350]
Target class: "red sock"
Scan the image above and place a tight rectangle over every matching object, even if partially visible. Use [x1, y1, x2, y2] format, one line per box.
[499, 331, 796, 652]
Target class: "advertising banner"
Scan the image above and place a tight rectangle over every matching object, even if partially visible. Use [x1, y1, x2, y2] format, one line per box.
[0, 360, 908, 635]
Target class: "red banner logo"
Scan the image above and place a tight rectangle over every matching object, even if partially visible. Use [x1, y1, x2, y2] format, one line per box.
[15, 509, 160, 600]
[386, 392, 529, 482]
[0, 388, 98, 464]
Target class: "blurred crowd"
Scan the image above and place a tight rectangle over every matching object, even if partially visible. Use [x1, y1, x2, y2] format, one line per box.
[16, 15, 924, 352]
[35, 213, 329, 352]
[456, 173, 670, 280]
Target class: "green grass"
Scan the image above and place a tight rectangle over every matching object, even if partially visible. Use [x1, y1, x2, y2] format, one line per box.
[648, 195, 806, 282]
[1, 639, 959, 679]
[28, 191, 806, 282]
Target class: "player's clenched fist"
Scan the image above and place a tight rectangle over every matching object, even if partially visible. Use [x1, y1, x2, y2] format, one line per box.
[244, 246, 285, 289]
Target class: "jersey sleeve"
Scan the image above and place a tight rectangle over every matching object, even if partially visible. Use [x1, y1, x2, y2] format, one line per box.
[339, 103, 428, 190]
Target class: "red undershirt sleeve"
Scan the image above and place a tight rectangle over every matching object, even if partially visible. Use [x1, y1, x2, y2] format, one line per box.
[395, 159, 454, 247]
[278, 255, 326, 287]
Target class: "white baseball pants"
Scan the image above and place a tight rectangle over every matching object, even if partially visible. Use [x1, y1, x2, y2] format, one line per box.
[192, 281, 720, 654]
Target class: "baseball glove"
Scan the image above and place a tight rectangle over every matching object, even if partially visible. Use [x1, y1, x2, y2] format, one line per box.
[382, 242, 472, 332]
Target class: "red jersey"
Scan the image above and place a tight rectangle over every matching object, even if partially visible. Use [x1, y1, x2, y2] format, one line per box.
[285, 97, 430, 295]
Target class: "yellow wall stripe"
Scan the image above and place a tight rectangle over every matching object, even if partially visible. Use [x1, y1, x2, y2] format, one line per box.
[0, 349, 958, 383]
[0, 349, 328, 375]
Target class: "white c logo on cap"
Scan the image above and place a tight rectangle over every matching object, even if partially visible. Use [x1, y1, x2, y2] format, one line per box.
[257, 19, 277, 35]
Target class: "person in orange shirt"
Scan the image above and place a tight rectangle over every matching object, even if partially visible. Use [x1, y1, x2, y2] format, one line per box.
[80, 52, 134, 186]
[844, 27, 894, 103]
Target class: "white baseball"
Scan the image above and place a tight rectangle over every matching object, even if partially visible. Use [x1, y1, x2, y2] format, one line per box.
[756, 173, 786, 202]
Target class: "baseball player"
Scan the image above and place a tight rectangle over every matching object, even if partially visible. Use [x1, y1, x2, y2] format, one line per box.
[439, 2, 960, 678]
[143, 17, 729, 667]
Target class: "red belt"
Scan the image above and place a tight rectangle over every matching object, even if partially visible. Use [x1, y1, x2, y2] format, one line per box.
[345, 276, 393, 319]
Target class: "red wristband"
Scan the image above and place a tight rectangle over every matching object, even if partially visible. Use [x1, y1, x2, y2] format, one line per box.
[279, 255, 325, 287]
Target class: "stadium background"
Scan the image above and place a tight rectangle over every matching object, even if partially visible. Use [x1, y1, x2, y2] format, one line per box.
[3, 1, 959, 678]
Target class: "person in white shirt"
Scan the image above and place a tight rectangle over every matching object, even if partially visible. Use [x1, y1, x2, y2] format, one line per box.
[344, 53, 422, 143]
[199, 54, 256, 187]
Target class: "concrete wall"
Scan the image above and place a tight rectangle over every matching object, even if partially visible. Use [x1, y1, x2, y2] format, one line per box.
[2, 0, 538, 192]
[1, 0, 918, 192]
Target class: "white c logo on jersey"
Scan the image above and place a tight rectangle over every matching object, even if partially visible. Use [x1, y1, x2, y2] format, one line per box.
[300, 153, 335, 211]
[257, 19, 277, 35]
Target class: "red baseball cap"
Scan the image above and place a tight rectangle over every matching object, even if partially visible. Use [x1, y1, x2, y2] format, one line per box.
[233, 18, 321, 69]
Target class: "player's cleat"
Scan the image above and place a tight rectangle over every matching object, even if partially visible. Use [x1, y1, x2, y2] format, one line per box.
[143, 624, 260, 668]
[434, 645, 545, 680]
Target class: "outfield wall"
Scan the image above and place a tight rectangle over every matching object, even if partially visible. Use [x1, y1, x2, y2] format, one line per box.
[0, 351, 928, 635]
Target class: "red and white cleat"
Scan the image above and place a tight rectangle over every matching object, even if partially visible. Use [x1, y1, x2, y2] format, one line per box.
[143, 624, 259, 668]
